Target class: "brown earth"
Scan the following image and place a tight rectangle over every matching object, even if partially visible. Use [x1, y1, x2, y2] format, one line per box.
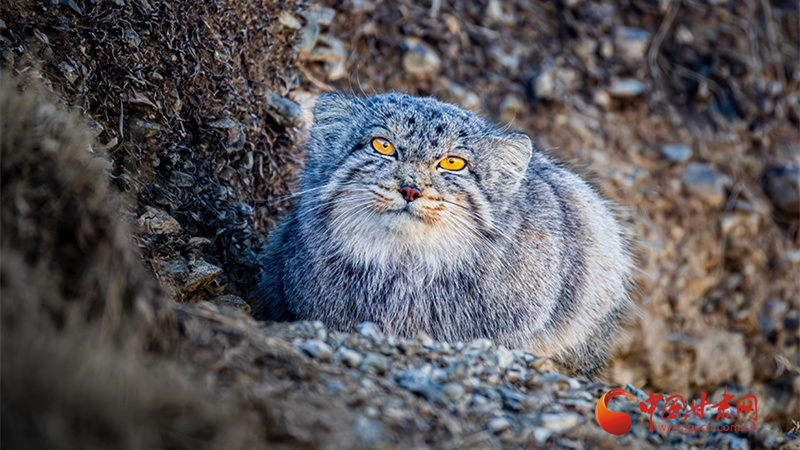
[1, 0, 799, 448]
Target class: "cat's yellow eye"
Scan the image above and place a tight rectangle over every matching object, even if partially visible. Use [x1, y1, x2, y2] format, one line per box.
[439, 156, 467, 171]
[371, 137, 396, 156]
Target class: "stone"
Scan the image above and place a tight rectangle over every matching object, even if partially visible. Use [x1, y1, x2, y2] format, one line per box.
[682, 163, 730, 206]
[593, 90, 611, 109]
[530, 426, 552, 444]
[496, 346, 514, 371]
[487, 47, 519, 71]
[402, 38, 442, 77]
[334, 346, 363, 368]
[467, 338, 493, 353]
[265, 91, 304, 128]
[137, 206, 182, 236]
[599, 38, 614, 59]
[295, 339, 333, 360]
[298, 11, 319, 57]
[608, 79, 645, 98]
[183, 260, 223, 294]
[311, 6, 336, 26]
[574, 38, 597, 58]
[277, 11, 302, 30]
[534, 67, 579, 101]
[308, 35, 346, 63]
[719, 212, 759, 236]
[487, 417, 512, 433]
[614, 26, 650, 65]
[539, 413, 582, 433]
[661, 144, 693, 163]
[497, 386, 526, 411]
[361, 353, 390, 374]
[762, 162, 799, 213]
[442, 382, 465, 400]
[356, 322, 384, 340]
[416, 331, 434, 347]
[483, 0, 503, 23]
[461, 91, 481, 111]
[352, 416, 385, 445]
[763, 298, 788, 318]
[626, 384, 649, 402]
[397, 369, 440, 400]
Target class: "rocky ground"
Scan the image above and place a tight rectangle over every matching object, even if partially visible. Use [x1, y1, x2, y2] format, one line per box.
[1, 0, 799, 448]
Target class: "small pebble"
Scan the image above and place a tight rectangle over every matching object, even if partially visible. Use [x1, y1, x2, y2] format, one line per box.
[335, 346, 363, 368]
[539, 413, 582, 433]
[608, 79, 645, 98]
[442, 382, 465, 400]
[296, 339, 333, 360]
[416, 331, 434, 347]
[593, 90, 611, 109]
[183, 260, 222, 294]
[661, 144, 693, 163]
[614, 26, 650, 65]
[402, 38, 442, 77]
[496, 346, 514, 371]
[487, 417, 512, 433]
[278, 11, 302, 30]
[361, 353, 390, 374]
[352, 416, 385, 445]
[467, 338, 493, 353]
[682, 163, 730, 206]
[298, 12, 319, 56]
[397, 369, 440, 400]
[265, 91, 304, 128]
[530, 426, 552, 444]
[356, 322, 384, 340]
[137, 206, 182, 236]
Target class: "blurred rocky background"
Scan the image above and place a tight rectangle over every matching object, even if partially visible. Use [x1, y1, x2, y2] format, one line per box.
[1, 0, 798, 448]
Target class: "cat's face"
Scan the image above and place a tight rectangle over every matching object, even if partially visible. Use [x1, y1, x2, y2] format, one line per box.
[302, 93, 532, 261]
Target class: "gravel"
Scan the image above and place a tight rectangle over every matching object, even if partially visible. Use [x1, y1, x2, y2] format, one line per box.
[243, 319, 791, 449]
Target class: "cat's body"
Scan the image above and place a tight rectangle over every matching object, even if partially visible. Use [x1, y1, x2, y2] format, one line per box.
[252, 93, 633, 378]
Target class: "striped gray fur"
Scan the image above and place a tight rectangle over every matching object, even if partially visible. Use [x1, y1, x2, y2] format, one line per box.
[251, 93, 634, 378]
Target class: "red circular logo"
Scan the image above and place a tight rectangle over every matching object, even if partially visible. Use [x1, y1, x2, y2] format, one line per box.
[596, 389, 636, 435]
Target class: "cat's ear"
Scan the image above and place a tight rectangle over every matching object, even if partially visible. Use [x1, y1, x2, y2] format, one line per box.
[477, 132, 533, 200]
[312, 93, 353, 126]
[498, 132, 533, 178]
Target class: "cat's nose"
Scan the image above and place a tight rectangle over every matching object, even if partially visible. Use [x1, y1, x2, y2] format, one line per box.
[399, 184, 422, 202]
